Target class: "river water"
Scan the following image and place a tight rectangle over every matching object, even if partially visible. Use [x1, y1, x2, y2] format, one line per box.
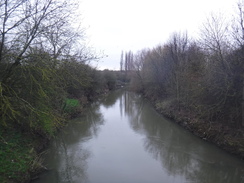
[33, 90, 244, 183]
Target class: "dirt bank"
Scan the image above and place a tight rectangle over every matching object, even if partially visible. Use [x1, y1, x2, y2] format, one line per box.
[152, 100, 244, 160]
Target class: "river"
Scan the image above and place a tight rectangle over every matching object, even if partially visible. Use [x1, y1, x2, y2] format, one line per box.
[33, 90, 244, 183]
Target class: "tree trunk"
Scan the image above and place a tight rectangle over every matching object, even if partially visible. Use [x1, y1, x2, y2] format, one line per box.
[242, 78, 244, 126]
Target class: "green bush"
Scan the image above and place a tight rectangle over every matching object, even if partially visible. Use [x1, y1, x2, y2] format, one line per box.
[63, 98, 80, 114]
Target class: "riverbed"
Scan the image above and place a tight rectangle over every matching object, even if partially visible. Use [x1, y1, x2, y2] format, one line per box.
[33, 90, 244, 183]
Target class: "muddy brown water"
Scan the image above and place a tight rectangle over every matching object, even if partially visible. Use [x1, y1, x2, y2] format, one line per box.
[33, 90, 244, 183]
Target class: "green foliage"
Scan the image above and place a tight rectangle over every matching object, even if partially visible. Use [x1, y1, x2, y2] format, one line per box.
[58, 60, 93, 98]
[63, 98, 80, 113]
[39, 112, 56, 136]
[0, 0, 109, 181]
[0, 48, 108, 181]
[103, 70, 116, 90]
[0, 49, 104, 133]
[0, 129, 37, 183]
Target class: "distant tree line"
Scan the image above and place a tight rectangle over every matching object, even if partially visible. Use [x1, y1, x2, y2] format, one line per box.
[127, 3, 244, 127]
[120, 50, 134, 82]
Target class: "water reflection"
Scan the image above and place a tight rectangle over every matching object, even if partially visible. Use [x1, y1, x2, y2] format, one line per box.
[101, 90, 123, 108]
[121, 91, 244, 183]
[33, 103, 104, 183]
[34, 90, 244, 183]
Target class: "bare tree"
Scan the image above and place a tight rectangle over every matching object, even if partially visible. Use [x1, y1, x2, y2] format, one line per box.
[130, 49, 148, 92]
[231, 2, 244, 126]
[232, 2, 244, 47]
[199, 13, 231, 71]
[0, 0, 81, 82]
[167, 32, 189, 109]
[120, 50, 123, 71]
[198, 13, 244, 125]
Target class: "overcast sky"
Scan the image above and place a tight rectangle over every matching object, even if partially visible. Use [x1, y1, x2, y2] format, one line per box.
[80, 0, 238, 70]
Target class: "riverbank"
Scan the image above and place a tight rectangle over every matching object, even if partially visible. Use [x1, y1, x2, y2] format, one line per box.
[1, 113, 82, 183]
[150, 98, 244, 160]
[0, 125, 50, 183]
[0, 93, 109, 183]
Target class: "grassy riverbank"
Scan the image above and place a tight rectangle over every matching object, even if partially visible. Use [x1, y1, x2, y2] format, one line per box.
[0, 126, 47, 183]
[0, 98, 91, 183]
[0, 96, 100, 183]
